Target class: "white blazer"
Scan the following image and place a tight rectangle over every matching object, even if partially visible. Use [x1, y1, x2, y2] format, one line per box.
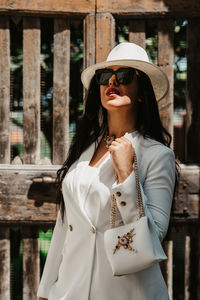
[37, 131, 176, 300]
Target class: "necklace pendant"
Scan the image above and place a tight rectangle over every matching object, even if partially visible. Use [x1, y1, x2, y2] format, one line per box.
[104, 135, 115, 148]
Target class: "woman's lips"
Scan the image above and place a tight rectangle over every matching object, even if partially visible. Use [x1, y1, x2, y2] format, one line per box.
[106, 88, 120, 97]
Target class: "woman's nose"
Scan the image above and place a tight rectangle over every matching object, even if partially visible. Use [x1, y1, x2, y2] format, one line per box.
[108, 74, 119, 86]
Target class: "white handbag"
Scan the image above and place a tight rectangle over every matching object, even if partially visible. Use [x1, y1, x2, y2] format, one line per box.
[104, 153, 167, 276]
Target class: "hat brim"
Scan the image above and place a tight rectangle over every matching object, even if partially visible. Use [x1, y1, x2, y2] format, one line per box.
[81, 59, 169, 102]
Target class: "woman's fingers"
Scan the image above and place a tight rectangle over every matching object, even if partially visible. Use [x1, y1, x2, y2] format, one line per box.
[115, 138, 126, 143]
[114, 137, 132, 145]
[109, 137, 132, 150]
[107, 136, 135, 183]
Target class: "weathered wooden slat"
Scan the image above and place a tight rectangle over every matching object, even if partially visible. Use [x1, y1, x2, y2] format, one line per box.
[189, 225, 200, 299]
[163, 240, 173, 300]
[0, 16, 10, 299]
[96, 13, 115, 63]
[83, 13, 96, 100]
[53, 18, 70, 165]
[0, 0, 95, 15]
[0, 16, 10, 164]
[198, 227, 200, 300]
[186, 19, 200, 163]
[184, 235, 190, 300]
[173, 164, 200, 219]
[83, 13, 96, 69]
[96, 0, 200, 16]
[178, 164, 199, 194]
[0, 227, 10, 299]
[23, 17, 40, 164]
[157, 20, 174, 145]
[129, 20, 146, 48]
[173, 194, 199, 219]
[0, 163, 199, 222]
[0, 165, 59, 223]
[22, 227, 39, 300]
[0, 0, 200, 16]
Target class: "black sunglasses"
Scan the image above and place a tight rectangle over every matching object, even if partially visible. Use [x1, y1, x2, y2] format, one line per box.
[95, 67, 135, 85]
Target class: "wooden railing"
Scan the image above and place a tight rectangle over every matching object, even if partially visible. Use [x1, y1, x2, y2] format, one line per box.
[0, 1, 200, 299]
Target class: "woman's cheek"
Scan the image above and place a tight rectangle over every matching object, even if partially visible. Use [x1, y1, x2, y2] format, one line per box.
[100, 87, 108, 108]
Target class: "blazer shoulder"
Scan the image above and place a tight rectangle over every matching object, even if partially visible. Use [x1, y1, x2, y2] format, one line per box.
[137, 134, 175, 163]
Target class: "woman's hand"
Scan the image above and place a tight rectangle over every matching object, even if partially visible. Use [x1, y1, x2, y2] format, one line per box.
[38, 297, 47, 300]
[108, 136, 135, 183]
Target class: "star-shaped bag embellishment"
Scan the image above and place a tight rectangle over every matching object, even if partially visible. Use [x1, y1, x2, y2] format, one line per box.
[113, 228, 136, 254]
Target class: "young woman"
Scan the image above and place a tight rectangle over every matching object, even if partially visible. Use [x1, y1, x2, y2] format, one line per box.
[37, 42, 177, 300]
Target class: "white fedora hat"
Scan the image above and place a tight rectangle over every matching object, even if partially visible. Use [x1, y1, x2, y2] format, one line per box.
[81, 42, 169, 102]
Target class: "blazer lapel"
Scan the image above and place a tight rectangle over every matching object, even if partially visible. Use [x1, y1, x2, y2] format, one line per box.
[77, 142, 96, 168]
[72, 141, 100, 227]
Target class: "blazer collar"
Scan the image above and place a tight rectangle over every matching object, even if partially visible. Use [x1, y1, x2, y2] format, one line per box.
[77, 130, 139, 167]
[73, 131, 139, 227]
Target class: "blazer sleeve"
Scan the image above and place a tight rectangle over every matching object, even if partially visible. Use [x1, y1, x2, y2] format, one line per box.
[37, 208, 68, 298]
[111, 147, 175, 242]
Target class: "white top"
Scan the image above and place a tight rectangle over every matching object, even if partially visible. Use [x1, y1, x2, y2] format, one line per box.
[37, 131, 175, 300]
[82, 151, 112, 226]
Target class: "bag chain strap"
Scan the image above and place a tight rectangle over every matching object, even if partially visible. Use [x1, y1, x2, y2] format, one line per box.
[110, 152, 145, 229]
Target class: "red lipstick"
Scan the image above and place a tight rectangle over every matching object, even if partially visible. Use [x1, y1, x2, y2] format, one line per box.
[106, 88, 120, 97]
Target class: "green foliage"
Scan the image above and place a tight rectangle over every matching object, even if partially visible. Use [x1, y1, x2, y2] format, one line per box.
[11, 49, 23, 71]
[39, 229, 53, 255]
[174, 20, 187, 109]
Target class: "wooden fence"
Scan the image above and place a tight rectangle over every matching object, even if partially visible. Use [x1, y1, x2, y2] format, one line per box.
[0, 0, 200, 299]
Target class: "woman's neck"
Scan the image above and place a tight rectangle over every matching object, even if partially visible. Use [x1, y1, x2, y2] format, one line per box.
[107, 110, 136, 138]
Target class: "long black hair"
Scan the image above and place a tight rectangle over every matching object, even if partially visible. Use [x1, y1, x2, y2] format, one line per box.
[56, 70, 179, 223]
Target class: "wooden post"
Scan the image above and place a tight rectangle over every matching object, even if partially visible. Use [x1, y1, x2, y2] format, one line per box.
[198, 227, 200, 300]
[23, 17, 41, 164]
[184, 235, 190, 300]
[129, 20, 146, 48]
[96, 13, 115, 63]
[0, 16, 10, 164]
[0, 228, 10, 299]
[23, 18, 41, 299]
[83, 13, 96, 69]
[83, 13, 96, 101]
[163, 240, 173, 300]
[158, 20, 174, 147]
[53, 18, 70, 165]
[22, 227, 40, 300]
[188, 224, 200, 299]
[0, 17, 10, 299]
[186, 19, 200, 163]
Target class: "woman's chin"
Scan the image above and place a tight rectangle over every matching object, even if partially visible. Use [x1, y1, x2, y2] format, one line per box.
[105, 98, 132, 108]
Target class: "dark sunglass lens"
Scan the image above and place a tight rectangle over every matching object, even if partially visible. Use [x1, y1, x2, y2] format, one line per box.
[95, 69, 112, 85]
[95, 68, 135, 85]
[116, 68, 135, 84]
